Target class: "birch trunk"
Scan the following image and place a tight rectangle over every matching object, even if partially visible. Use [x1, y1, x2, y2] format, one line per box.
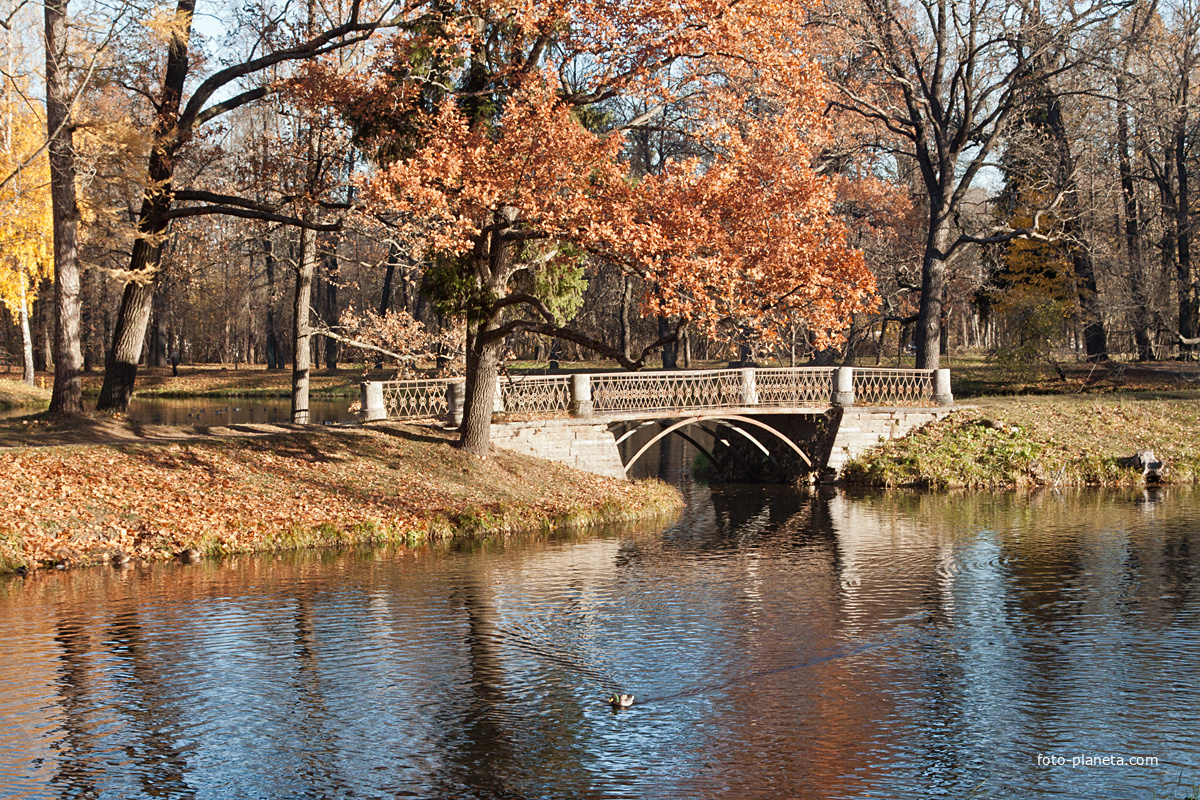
[19, 275, 35, 385]
[292, 225, 316, 424]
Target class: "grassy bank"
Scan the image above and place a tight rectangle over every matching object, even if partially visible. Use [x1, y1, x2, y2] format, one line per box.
[0, 378, 50, 412]
[844, 392, 1200, 488]
[0, 421, 681, 574]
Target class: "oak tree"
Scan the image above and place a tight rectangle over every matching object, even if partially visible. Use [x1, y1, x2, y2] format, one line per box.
[319, 0, 876, 455]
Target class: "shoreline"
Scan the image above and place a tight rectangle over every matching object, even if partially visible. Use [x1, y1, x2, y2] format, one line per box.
[0, 421, 682, 575]
[6, 376, 1199, 572]
[842, 394, 1200, 488]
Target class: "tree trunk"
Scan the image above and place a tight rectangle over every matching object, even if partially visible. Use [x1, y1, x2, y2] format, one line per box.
[45, 0, 84, 414]
[291, 225, 316, 424]
[876, 318, 887, 366]
[264, 237, 281, 369]
[323, 249, 338, 370]
[658, 316, 677, 368]
[19, 275, 35, 386]
[374, 245, 399, 369]
[619, 274, 633, 361]
[150, 291, 167, 367]
[458, 208, 518, 456]
[1175, 118, 1197, 358]
[1118, 83, 1155, 362]
[914, 213, 952, 370]
[379, 244, 398, 317]
[97, 278, 156, 410]
[459, 330, 500, 456]
[95, 0, 195, 411]
[1045, 91, 1108, 361]
[36, 288, 53, 372]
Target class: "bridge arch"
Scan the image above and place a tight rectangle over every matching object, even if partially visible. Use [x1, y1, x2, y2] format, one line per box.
[622, 415, 813, 477]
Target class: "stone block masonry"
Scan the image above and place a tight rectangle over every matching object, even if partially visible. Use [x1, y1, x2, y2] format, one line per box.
[491, 408, 954, 481]
[824, 408, 953, 476]
[490, 419, 627, 479]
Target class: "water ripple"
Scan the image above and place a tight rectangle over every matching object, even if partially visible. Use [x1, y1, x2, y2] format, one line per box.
[2, 487, 1199, 799]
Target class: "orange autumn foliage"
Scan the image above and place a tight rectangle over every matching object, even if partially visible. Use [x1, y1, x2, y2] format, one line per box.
[306, 0, 876, 346]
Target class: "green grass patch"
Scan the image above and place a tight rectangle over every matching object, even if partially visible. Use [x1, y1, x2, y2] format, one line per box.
[845, 393, 1200, 488]
[0, 378, 50, 412]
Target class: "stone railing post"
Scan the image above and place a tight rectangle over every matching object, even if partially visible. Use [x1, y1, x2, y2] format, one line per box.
[493, 375, 505, 413]
[446, 381, 464, 427]
[570, 373, 593, 417]
[740, 368, 757, 406]
[934, 368, 954, 406]
[360, 381, 387, 421]
[832, 366, 855, 407]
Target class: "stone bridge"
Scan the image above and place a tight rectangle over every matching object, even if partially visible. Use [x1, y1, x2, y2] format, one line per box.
[360, 367, 954, 481]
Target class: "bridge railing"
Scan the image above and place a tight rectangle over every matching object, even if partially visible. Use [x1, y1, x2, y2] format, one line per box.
[853, 368, 936, 406]
[501, 374, 572, 414]
[591, 369, 745, 414]
[369, 377, 460, 422]
[755, 367, 837, 406]
[360, 366, 951, 422]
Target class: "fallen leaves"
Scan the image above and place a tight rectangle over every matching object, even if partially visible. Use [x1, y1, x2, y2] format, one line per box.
[0, 423, 680, 572]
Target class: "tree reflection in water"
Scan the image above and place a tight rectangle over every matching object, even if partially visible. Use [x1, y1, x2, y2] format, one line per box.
[0, 486, 1197, 799]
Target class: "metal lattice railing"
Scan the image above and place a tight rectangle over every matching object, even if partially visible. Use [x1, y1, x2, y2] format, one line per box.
[853, 368, 934, 406]
[501, 375, 571, 415]
[592, 370, 745, 414]
[755, 368, 836, 407]
[381, 378, 458, 420]
[370, 367, 944, 420]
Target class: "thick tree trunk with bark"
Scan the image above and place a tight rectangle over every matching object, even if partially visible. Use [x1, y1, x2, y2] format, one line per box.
[45, 0, 84, 414]
[914, 211, 952, 370]
[97, 273, 157, 410]
[292, 225, 316, 424]
[96, 0, 195, 412]
[658, 316, 677, 368]
[458, 208, 518, 456]
[459, 330, 501, 455]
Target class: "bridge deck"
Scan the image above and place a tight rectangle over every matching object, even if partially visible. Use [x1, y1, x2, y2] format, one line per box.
[362, 366, 951, 423]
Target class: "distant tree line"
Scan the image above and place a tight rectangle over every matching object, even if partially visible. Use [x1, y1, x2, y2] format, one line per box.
[4, 0, 1200, 450]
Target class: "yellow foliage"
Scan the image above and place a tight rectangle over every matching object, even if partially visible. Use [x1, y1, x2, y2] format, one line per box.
[1, 100, 53, 322]
[996, 189, 1074, 317]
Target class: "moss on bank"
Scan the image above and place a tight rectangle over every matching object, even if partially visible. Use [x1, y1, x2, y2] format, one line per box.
[0, 422, 681, 574]
[843, 393, 1200, 488]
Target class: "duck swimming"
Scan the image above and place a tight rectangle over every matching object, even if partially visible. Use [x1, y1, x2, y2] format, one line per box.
[608, 693, 635, 709]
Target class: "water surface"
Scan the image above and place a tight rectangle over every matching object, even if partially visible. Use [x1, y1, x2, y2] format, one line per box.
[126, 396, 359, 426]
[1, 486, 1198, 799]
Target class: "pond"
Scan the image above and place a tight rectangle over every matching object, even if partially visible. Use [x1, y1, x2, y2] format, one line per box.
[1, 484, 1198, 799]
[125, 396, 360, 426]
